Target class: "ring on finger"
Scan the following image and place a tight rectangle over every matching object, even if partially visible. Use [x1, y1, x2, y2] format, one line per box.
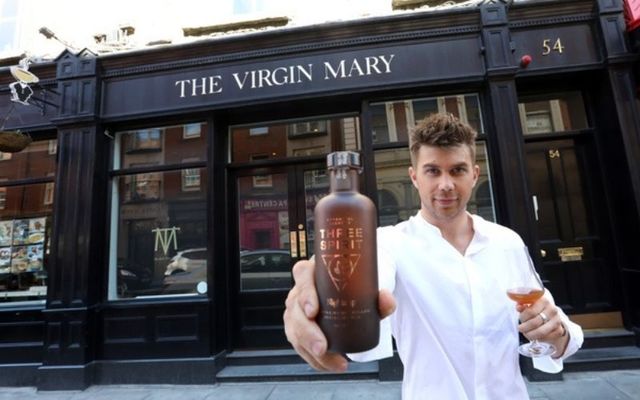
[539, 311, 549, 325]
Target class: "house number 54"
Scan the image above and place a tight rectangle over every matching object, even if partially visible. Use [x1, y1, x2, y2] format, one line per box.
[542, 38, 564, 55]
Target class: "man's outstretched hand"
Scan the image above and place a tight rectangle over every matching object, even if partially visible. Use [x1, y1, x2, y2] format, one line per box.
[283, 258, 396, 372]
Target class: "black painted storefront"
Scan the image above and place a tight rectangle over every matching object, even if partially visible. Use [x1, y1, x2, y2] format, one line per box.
[0, 0, 639, 390]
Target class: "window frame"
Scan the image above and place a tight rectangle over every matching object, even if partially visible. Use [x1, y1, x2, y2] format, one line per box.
[369, 93, 496, 224]
[0, 135, 57, 306]
[107, 122, 208, 301]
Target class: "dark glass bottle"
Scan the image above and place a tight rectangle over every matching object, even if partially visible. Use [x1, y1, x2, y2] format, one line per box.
[314, 151, 379, 353]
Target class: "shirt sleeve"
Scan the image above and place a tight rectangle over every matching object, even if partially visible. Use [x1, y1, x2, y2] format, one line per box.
[348, 229, 397, 362]
[532, 293, 584, 373]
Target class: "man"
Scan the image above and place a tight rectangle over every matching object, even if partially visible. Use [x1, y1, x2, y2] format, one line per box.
[284, 113, 583, 399]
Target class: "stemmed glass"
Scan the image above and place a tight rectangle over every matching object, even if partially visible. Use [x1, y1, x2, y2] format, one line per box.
[506, 250, 556, 358]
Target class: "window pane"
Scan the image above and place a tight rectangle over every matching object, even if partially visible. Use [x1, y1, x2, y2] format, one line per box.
[183, 123, 201, 139]
[237, 172, 291, 292]
[374, 148, 420, 226]
[467, 143, 496, 222]
[116, 122, 207, 169]
[230, 116, 360, 162]
[110, 168, 208, 299]
[374, 141, 495, 226]
[370, 94, 484, 145]
[0, 185, 53, 303]
[0, 140, 57, 181]
[518, 92, 588, 135]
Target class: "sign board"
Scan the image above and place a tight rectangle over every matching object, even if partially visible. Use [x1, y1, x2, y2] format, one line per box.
[102, 38, 484, 118]
[512, 24, 600, 71]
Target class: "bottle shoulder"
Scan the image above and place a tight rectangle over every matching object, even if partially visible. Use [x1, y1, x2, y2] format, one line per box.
[316, 191, 375, 209]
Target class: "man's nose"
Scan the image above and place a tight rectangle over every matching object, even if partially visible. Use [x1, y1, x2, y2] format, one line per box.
[438, 175, 454, 191]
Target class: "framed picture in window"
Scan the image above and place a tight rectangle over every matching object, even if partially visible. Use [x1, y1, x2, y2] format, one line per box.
[0, 247, 11, 273]
[27, 218, 45, 244]
[0, 221, 12, 246]
[11, 246, 28, 273]
[27, 244, 44, 272]
[12, 219, 29, 245]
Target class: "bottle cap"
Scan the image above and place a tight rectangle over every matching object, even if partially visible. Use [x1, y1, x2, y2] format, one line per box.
[326, 151, 361, 169]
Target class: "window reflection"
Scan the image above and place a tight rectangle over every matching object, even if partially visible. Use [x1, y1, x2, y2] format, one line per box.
[518, 92, 588, 135]
[0, 140, 57, 181]
[112, 169, 207, 298]
[110, 122, 208, 300]
[117, 123, 207, 169]
[0, 138, 56, 303]
[374, 143, 495, 225]
[371, 94, 483, 145]
[230, 116, 360, 162]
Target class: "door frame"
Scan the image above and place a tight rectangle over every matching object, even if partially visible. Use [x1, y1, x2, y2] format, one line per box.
[227, 160, 326, 349]
[523, 131, 619, 316]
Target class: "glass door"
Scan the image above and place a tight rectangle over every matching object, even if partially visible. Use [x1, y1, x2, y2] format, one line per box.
[232, 163, 328, 348]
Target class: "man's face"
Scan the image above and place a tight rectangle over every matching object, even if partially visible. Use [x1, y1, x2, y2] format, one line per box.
[408, 144, 479, 225]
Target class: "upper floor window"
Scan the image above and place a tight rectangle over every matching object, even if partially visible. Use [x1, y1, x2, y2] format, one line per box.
[288, 121, 327, 138]
[127, 129, 162, 152]
[183, 123, 201, 139]
[230, 116, 359, 163]
[0, 141, 56, 182]
[518, 91, 588, 135]
[370, 94, 483, 145]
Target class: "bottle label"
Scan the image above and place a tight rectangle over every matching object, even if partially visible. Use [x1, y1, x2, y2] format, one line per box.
[318, 217, 364, 292]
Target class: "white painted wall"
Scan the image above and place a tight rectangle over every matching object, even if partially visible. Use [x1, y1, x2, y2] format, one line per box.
[1, 0, 397, 61]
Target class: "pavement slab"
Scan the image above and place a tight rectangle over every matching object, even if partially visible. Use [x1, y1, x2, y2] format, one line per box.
[0, 370, 638, 400]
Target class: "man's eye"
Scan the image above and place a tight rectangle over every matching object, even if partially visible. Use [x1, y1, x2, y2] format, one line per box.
[425, 168, 439, 175]
[452, 167, 467, 175]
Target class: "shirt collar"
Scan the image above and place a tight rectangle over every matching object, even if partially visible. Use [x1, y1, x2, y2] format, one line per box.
[409, 212, 491, 256]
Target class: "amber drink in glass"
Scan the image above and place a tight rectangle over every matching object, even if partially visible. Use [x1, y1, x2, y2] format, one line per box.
[507, 252, 556, 358]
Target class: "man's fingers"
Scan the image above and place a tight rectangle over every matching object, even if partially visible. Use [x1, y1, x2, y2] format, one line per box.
[296, 345, 349, 372]
[292, 260, 318, 318]
[517, 297, 562, 341]
[378, 289, 396, 319]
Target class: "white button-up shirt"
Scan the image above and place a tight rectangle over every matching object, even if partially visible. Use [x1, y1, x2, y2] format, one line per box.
[349, 213, 583, 400]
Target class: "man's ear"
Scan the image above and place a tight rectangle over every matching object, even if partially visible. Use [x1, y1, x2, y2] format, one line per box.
[472, 164, 480, 187]
[408, 166, 419, 190]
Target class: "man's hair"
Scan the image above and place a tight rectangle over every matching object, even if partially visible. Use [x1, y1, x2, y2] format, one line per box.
[409, 113, 477, 165]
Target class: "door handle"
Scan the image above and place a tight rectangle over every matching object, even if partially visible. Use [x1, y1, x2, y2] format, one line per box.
[298, 224, 307, 258]
[289, 231, 298, 258]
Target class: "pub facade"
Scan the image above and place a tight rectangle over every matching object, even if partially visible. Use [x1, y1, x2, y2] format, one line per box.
[0, 0, 639, 390]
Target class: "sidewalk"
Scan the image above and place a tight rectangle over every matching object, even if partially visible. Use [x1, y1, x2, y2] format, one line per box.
[0, 370, 638, 399]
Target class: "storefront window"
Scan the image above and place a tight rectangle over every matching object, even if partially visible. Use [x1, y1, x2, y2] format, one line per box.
[371, 94, 495, 226]
[0, 140, 56, 304]
[518, 91, 588, 135]
[370, 94, 483, 145]
[230, 116, 360, 162]
[109, 123, 208, 300]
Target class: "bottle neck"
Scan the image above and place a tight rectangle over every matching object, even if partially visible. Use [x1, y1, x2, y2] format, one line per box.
[329, 167, 360, 192]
